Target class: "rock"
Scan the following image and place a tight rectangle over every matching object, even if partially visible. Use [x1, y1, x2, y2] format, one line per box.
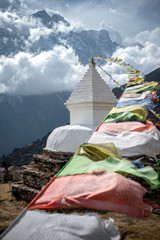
[12, 184, 39, 203]
[10, 149, 73, 202]
[0, 170, 5, 182]
[33, 150, 73, 173]
[22, 168, 52, 190]
[0, 166, 22, 183]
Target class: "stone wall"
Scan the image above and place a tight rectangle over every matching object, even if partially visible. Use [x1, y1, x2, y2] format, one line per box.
[0, 166, 22, 183]
[4, 150, 74, 203]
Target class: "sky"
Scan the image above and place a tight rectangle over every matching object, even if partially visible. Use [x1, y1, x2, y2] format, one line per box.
[25, 0, 160, 38]
[0, 0, 160, 95]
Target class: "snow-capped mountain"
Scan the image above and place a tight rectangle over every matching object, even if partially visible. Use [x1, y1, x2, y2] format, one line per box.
[65, 29, 118, 65]
[32, 10, 70, 28]
[0, 10, 119, 64]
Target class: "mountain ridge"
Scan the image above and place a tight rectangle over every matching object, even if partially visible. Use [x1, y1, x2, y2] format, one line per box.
[0, 9, 119, 65]
[32, 10, 70, 28]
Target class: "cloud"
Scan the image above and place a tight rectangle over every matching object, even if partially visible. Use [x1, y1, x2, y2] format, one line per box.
[58, 2, 130, 36]
[137, 0, 160, 27]
[0, 10, 48, 54]
[112, 42, 160, 75]
[28, 26, 53, 42]
[123, 27, 160, 48]
[135, 28, 160, 47]
[0, 46, 87, 95]
[2, 0, 160, 39]
[0, 0, 12, 10]
[99, 22, 122, 45]
[0, 7, 87, 96]
[23, 0, 160, 38]
[96, 61, 128, 89]
[0, 10, 35, 37]
[1, 0, 159, 39]
[0, 0, 29, 15]
[0, 6, 84, 59]
[115, 27, 160, 76]
[95, 26, 160, 87]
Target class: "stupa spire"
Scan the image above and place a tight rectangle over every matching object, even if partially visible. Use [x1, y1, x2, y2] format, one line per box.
[91, 56, 95, 65]
[65, 57, 117, 127]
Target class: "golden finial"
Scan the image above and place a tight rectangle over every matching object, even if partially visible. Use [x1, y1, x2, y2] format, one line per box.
[91, 56, 95, 65]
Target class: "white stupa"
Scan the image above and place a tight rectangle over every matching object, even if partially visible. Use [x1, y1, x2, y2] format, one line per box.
[45, 57, 117, 153]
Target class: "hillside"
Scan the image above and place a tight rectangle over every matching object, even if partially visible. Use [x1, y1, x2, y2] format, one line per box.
[0, 91, 70, 156]
[0, 132, 50, 167]
[145, 68, 160, 82]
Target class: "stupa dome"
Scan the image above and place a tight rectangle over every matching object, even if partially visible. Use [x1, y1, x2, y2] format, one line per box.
[45, 125, 94, 153]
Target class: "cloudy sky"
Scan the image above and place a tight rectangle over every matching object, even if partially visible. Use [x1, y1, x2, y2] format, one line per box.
[0, 0, 160, 95]
[26, 0, 160, 37]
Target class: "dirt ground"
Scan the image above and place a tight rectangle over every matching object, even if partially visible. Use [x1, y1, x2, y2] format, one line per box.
[0, 183, 160, 240]
[0, 183, 27, 234]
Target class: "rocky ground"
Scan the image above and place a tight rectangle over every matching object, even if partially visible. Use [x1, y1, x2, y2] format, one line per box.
[0, 183, 27, 234]
[0, 182, 160, 240]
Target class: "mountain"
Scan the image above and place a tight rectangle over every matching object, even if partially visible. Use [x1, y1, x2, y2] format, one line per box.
[145, 68, 160, 82]
[66, 29, 118, 65]
[0, 10, 119, 65]
[32, 10, 70, 27]
[31, 10, 119, 65]
[0, 91, 70, 156]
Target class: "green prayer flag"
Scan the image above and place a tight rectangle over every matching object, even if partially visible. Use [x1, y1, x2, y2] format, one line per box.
[103, 111, 143, 122]
[124, 81, 158, 94]
[57, 155, 160, 188]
